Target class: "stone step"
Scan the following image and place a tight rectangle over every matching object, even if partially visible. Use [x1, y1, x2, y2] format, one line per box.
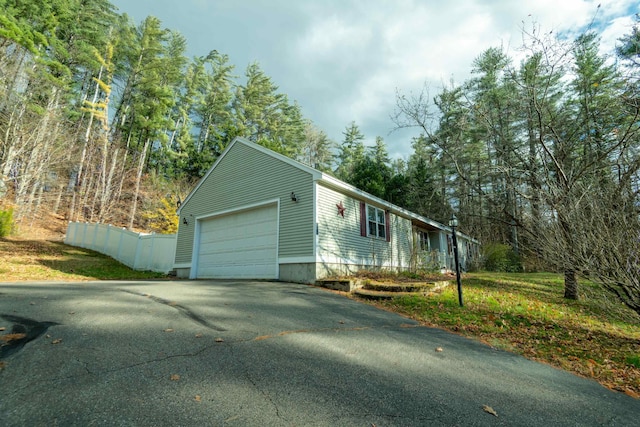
[315, 278, 364, 292]
[353, 280, 451, 300]
[362, 281, 445, 293]
[365, 280, 451, 292]
[352, 288, 420, 300]
[317, 278, 451, 296]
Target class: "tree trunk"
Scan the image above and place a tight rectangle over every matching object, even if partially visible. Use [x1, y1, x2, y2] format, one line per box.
[78, 169, 95, 222]
[52, 185, 64, 215]
[29, 183, 44, 228]
[128, 137, 150, 230]
[564, 268, 579, 300]
[71, 64, 105, 221]
[98, 148, 119, 222]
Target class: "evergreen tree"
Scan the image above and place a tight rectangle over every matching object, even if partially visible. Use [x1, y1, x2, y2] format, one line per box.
[335, 121, 365, 181]
[300, 120, 335, 172]
[233, 62, 304, 158]
[465, 47, 521, 247]
[405, 135, 450, 222]
[108, 15, 182, 228]
[617, 14, 640, 66]
[350, 136, 391, 198]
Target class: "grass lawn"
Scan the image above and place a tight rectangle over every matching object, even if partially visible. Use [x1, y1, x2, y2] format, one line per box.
[0, 237, 166, 281]
[371, 272, 640, 398]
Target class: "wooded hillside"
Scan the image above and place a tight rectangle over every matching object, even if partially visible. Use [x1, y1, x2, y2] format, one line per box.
[0, 0, 315, 233]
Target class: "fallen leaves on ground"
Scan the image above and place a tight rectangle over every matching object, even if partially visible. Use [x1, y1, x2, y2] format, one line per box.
[483, 405, 498, 417]
[399, 323, 418, 328]
[51, 338, 62, 344]
[624, 388, 640, 398]
[194, 395, 201, 402]
[0, 333, 26, 342]
[170, 374, 180, 381]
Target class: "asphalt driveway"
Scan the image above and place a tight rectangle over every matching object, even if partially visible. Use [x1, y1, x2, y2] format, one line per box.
[0, 280, 638, 426]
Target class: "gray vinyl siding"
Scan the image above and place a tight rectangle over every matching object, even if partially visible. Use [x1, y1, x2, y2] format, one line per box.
[316, 183, 413, 268]
[175, 142, 314, 264]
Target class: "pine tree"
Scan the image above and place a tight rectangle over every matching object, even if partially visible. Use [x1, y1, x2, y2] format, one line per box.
[300, 120, 335, 172]
[335, 121, 365, 181]
[233, 62, 304, 158]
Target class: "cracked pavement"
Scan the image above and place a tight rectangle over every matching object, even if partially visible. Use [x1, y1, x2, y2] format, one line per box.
[0, 280, 639, 426]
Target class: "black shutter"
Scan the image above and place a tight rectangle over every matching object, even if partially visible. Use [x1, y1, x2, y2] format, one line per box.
[385, 211, 391, 242]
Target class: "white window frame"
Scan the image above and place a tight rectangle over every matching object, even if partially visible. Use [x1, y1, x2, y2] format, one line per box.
[366, 205, 386, 239]
[417, 230, 430, 251]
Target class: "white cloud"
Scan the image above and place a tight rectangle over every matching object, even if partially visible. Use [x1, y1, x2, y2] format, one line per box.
[294, 0, 637, 154]
[112, 0, 639, 158]
[600, 15, 636, 54]
[298, 17, 372, 60]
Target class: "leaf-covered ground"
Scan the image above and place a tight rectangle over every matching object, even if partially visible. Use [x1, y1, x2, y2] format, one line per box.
[0, 237, 165, 281]
[368, 272, 640, 398]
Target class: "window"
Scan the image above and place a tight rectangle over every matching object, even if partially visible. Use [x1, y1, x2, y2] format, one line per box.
[417, 230, 430, 251]
[359, 202, 390, 242]
[367, 205, 386, 239]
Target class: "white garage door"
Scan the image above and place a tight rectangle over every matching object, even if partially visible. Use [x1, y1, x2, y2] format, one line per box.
[196, 204, 278, 279]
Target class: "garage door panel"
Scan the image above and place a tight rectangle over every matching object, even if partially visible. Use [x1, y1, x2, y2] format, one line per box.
[201, 217, 275, 234]
[202, 247, 276, 264]
[198, 233, 276, 256]
[198, 265, 274, 278]
[196, 204, 278, 279]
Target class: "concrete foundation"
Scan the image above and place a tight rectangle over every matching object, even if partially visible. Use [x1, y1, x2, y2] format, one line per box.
[174, 268, 191, 279]
[278, 263, 316, 284]
[173, 262, 413, 284]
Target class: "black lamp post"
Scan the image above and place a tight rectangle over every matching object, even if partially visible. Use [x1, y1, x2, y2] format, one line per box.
[449, 214, 463, 307]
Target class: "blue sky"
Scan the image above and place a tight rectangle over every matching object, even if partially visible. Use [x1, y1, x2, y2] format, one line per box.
[110, 0, 638, 160]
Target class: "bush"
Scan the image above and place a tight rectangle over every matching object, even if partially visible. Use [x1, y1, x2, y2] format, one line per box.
[465, 256, 484, 273]
[142, 197, 178, 234]
[415, 250, 445, 273]
[0, 208, 14, 237]
[482, 243, 522, 272]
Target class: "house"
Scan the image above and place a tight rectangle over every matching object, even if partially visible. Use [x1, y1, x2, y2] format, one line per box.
[173, 137, 478, 283]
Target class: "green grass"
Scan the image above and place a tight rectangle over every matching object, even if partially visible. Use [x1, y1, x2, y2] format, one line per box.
[376, 272, 640, 398]
[0, 238, 166, 281]
[627, 355, 640, 369]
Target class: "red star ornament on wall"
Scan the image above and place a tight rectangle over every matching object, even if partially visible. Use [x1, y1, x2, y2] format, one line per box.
[336, 201, 346, 217]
